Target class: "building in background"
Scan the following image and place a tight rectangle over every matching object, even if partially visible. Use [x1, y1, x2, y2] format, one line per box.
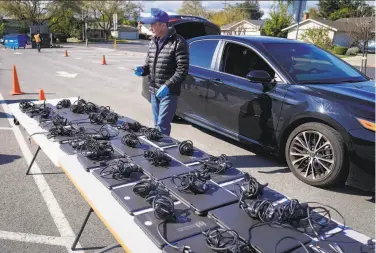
[282, 14, 375, 48]
[221, 20, 265, 36]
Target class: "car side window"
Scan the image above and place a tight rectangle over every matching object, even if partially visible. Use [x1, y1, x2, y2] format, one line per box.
[220, 42, 276, 80]
[189, 40, 219, 69]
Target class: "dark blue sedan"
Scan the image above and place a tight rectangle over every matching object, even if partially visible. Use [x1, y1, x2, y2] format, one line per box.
[142, 35, 375, 189]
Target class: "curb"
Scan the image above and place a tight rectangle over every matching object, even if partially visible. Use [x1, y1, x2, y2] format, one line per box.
[77, 45, 147, 56]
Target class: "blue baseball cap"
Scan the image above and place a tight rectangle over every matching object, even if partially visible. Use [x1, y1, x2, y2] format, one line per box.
[139, 8, 169, 24]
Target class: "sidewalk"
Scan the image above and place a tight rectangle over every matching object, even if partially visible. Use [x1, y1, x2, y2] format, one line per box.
[343, 54, 376, 67]
[343, 54, 375, 79]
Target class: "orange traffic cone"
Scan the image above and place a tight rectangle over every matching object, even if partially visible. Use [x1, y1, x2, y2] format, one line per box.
[11, 65, 23, 95]
[102, 55, 107, 65]
[39, 89, 46, 100]
[64, 50, 68, 57]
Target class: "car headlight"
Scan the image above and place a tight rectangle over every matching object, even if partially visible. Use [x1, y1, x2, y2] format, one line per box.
[356, 117, 375, 132]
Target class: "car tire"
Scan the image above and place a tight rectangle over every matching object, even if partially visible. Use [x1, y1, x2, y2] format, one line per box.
[285, 122, 349, 188]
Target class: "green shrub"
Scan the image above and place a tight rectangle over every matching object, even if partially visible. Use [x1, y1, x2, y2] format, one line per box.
[333, 46, 348, 55]
[345, 47, 360, 56]
[300, 28, 332, 50]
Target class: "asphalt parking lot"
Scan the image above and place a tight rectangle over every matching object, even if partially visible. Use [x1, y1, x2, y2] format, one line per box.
[0, 46, 374, 253]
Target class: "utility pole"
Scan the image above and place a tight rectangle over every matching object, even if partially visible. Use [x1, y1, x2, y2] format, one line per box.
[113, 13, 118, 51]
[223, 0, 227, 9]
[295, 0, 303, 40]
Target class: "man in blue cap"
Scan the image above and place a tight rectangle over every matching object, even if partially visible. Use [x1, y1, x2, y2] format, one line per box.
[134, 8, 189, 136]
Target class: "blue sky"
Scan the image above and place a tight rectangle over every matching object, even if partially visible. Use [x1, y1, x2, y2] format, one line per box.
[140, 1, 319, 19]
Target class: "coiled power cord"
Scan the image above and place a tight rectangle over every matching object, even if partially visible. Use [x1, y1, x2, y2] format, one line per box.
[120, 121, 143, 132]
[121, 133, 140, 148]
[100, 159, 141, 180]
[203, 228, 254, 253]
[79, 139, 114, 161]
[178, 140, 194, 156]
[171, 170, 210, 194]
[142, 128, 163, 141]
[199, 154, 233, 175]
[144, 149, 171, 167]
[56, 99, 71, 109]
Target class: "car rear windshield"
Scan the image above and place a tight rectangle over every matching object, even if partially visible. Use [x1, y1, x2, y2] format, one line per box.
[263, 42, 368, 84]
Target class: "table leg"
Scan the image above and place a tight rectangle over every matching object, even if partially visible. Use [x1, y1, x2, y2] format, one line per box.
[94, 243, 121, 253]
[26, 146, 41, 175]
[71, 207, 94, 250]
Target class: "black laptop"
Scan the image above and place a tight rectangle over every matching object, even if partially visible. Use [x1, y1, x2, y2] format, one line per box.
[162, 232, 255, 253]
[187, 163, 245, 185]
[161, 175, 239, 215]
[163, 143, 211, 164]
[111, 131, 154, 157]
[92, 159, 144, 189]
[141, 134, 178, 148]
[134, 203, 218, 249]
[131, 154, 192, 180]
[111, 180, 177, 215]
[208, 203, 311, 253]
[291, 231, 375, 253]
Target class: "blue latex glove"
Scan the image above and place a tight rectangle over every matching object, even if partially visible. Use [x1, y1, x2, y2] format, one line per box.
[134, 66, 144, 76]
[156, 85, 169, 98]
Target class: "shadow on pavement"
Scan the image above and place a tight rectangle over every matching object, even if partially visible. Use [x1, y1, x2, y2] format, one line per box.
[330, 186, 374, 197]
[258, 167, 290, 174]
[27, 172, 65, 176]
[0, 154, 21, 165]
[0, 111, 12, 119]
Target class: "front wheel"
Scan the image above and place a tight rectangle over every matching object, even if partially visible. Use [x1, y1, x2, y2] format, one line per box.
[285, 122, 349, 188]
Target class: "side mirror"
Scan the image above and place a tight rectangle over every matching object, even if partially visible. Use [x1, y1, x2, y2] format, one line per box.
[246, 70, 272, 84]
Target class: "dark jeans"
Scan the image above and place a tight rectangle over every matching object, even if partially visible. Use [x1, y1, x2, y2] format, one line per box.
[151, 94, 178, 136]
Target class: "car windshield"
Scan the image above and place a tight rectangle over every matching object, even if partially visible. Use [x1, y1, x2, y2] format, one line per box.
[263, 42, 368, 84]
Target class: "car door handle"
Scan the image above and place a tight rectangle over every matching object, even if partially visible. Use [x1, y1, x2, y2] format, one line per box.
[210, 78, 224, 85]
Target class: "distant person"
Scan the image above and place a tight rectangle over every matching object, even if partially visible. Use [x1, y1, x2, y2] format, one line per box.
[34, 31, 41, 52]
[134, 8, 189, 136]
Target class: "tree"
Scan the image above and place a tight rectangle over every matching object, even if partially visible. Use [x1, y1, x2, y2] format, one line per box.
[0, 22, 5, 37]
[300, 28, 332, 50]
[345, 16, 374, 51]
[209, 7, 249, 28]
[308, 7, 319, 18]
[232, 0, 263, 20]
[124, 1, 143, 25]
[177, 1, 208, 18]
[87, 0, 127, 40]
[318, 0, 374, 20]
[0, 0, 82, 26]
[48, 9, 82, 39]
[263, 3, 293, 38]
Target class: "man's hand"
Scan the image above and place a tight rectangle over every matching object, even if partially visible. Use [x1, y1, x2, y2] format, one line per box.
[156, 85, 169, 98]
[134, 66, 144, 76]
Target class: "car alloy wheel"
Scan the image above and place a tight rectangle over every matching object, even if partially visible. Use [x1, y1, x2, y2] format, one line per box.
[289, 131, 335, 181]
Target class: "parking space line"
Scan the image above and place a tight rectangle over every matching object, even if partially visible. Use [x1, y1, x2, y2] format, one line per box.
[0, 230, 67, 247]
[0, 93, 80, 252]
[0, 127, 13, 130]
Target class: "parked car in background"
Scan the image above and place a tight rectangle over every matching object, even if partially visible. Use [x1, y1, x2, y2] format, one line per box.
[359, 40, 375, 53]
[142, 35, 375, 190]
[0, 38, 3, 44]
[139, 14, 220, 41]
